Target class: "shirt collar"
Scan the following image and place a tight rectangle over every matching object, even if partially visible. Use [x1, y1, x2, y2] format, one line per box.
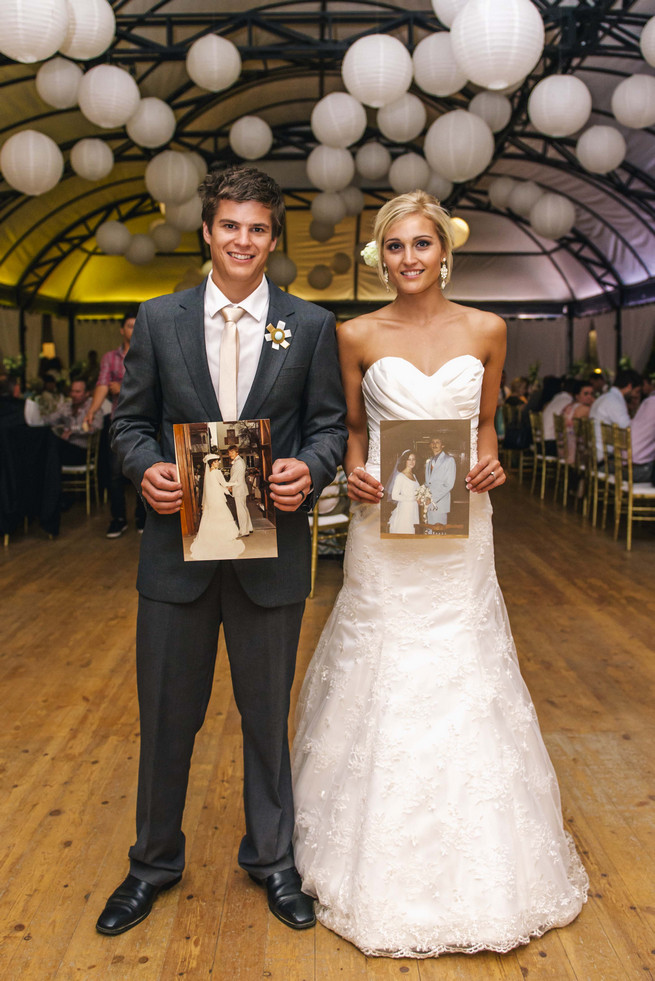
[205, 273, 270, 322]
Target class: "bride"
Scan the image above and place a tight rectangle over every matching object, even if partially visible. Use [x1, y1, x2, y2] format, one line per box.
[387, 449, 419, 534]
[291, 191, 588, 957]
[189, 454, 244, 561]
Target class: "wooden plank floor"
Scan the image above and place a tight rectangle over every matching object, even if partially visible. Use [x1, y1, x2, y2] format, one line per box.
[0, 478, 653, 981]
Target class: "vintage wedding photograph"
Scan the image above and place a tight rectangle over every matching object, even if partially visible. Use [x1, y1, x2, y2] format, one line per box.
[380, 419, 472, 539]
[173, 418, 277, 561]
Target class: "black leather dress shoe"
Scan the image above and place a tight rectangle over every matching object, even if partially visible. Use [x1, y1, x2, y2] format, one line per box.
[96, 873, 181, 936]
[249, 867, 316, 930]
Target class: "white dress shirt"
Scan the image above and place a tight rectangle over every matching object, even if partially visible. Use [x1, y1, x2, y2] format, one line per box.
[589, 386, 631, 458]
[203, 273, 270, 416]
[542, 391, 573, 440]
[631, 392, 655, 464]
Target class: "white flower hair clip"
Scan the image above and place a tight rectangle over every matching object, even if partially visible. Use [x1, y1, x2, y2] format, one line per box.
[360, 241, 379, 267]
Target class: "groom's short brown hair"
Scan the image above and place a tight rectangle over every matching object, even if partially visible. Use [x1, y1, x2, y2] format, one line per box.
[227, 444, 239, 453]
[199, 167, 285, 238]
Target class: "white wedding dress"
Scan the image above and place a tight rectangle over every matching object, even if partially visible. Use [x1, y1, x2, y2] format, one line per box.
[388, 472, 419, 534]
[189, 466, 244, 561]
[292, 355, 588, 958]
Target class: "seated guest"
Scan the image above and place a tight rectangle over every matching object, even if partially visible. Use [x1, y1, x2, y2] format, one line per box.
[562, 380, 595, 464]
[542, 378, 575, 455]
[589, 368, 642, 461]
[505, 376, 529, 405]
[0, 375, 27, 428]
[630, 374, 655, 483]
[42, 379, 103, 465]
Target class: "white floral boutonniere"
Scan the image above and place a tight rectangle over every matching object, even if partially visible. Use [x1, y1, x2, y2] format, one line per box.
[360, 241, 379, 267]
[265, 320, 292, 350]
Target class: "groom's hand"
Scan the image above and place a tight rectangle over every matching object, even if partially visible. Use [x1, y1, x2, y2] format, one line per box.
[268, 458, 312, 511]
[141, 461, 183, 513]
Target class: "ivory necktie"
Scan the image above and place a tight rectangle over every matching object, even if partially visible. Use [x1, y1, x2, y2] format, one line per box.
[218, 305, 244, 421]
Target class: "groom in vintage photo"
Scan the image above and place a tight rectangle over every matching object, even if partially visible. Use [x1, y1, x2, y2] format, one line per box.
[96, 167, 347, 936]
[227, 444, 252, 537]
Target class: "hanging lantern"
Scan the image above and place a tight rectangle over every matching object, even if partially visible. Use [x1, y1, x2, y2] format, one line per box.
[308, 265, 333, 290]
[311, 192, 347, 225]
[355, 142, 391, 181]
[640, 17, 655, 68]
[229, 116, 274, 160]
[70, 138, 113, 180]
[342, 34, 413, 108]
[528, 75, 592, 137]
[145, 150, 199, 205]
[431, 0, 469, 28]
[507, 180, 544, 218]
[388, 153, 430, 194]
[424, 110, 494, 183]
[186, 34, 241, 93]
[126, 97, 176, 148]
[331, 252, 352, 275]
[306, 145, 355, 192]
[529, 193, 576, 240]
[0, 130, 63, 195]
[377, 93, 427, 143]
[413, 32, 468, 98]
[425, 172, 454, 201]
[201, 259, 213, 276]
[150, 221, 182, 253]
[340, 185, 365, 215]
[576, 125, 626, 174]
[59, 0, 115, 61]
[309, 220, 335, 243]
[450, 217, 470, 249]
[311, 93, 367, 148]
[95, 220, 131, 255]
[164, 196, 203, 232]
[126, 234, 156, 266]
[468, 92, 512, 133]
[267, 252, 297, 288]
[77, 65, 141, 129]
[611, 74, 655, 129]
[186, 151, 207, 182]
[450, 0, 545, 91]
[35, 57, 82, 110]
[488, 175, 516, 209]
[0, 0, 68, 63]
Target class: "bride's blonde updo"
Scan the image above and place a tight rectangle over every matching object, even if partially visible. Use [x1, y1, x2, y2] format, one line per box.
[373, 190, 454, 289]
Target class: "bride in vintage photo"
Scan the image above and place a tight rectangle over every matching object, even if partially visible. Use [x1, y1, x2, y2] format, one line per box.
[189, 454, 244, 561]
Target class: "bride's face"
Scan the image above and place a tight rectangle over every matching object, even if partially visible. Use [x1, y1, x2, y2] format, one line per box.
[406, 453, 416, 470]
[383, 214, 444, 295]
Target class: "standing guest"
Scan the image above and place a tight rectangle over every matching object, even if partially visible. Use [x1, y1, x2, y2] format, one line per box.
[542, 377, 575, 455]
[589, 368, 642, 461]
[630, 375, 655, 482]
[95, 167, 347, 937]
[504, 376, 528, 405]
[43, 379, 103, 464]
[85, 314, 146, 537]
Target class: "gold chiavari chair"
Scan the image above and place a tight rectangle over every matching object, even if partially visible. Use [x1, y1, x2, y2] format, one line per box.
[609, 424, 655, 550]
[553, 413, 572, 506]
[500, 404, 533, 484]
[599, 422, 617, 530]
[572, 416, 591, 518]
[529, 411, 557, 499]
[308, 467, 350, 598]
[60, 429, 102, 515]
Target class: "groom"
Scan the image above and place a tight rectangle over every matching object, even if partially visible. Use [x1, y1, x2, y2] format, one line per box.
[227, 444, 252, 536]
[96, 167, 347, 936]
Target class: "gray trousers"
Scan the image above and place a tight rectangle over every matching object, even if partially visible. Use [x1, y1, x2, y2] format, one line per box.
[128, 562, 304, 886]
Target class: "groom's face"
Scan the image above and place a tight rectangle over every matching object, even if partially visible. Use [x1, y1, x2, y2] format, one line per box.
[203, 199, 277, 301]
[430, 438, 444, 456]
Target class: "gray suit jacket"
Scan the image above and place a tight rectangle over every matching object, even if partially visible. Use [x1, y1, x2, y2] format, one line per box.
[111, 279, 348, 607]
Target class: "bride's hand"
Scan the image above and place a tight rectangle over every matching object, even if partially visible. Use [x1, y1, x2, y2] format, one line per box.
[466, 455, 505, 493]
[348, 466, 384, 503]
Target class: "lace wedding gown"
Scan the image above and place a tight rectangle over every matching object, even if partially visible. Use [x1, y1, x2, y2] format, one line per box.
[292, 355, 588, 958]
[189, 466, 244, 561]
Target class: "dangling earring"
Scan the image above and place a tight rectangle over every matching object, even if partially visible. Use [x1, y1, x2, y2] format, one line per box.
[383, 265, 390, 292]
[440, 259, 448, 290]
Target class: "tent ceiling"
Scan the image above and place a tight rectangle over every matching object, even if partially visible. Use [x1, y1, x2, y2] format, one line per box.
[1, 0, 654, 315]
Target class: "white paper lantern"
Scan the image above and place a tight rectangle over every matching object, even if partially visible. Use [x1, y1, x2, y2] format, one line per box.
[311, 92, 367, 148]
[331, 252, 352, 275]
[77, 65, 141, 129]
[425, 172, 454, 201]
[507, 180, 544, 217]
[640, 17, 655, 68]
[59, 0, 115, 61]
[450, 216, 470, 249]
[309, 220, 335, 243]
[306, 145, 355, 192]
[413, 32, 468, 98]
[229, 116, 274, 160]
[488, 175, 516, 209]
[35, 57, 82, 110]
[70, 138, 113, 180]
[150, 221, 182, 253]
[201, 259, 213, 276]
[126, 234, 156, 266]
[611, 74, 655, 129]
[164, 195, 203, 232]
[377, 93, 427, 143]
[186, 34, 241, 93]
[528, 75, 592, 137]
[424, 110, 494, 183]
[576, 125, 626, 174]
[311, 192, 347, 225]
[468, 92, 512, 133]
[355, 142, 391, 180]
[340, 185, 365, 215]
[342, 34, 413, 108]
[388, 153, 430, 194]
[0, 130, 63, 195]
[529, 193, 576, 239]
[145, 151, 199, 205]
[267, 252, 297, 287]
[431, 0, 469, 28]
[308, 264, 333, 290]
[126, 98, 176, 148]
[186, 151, 207, 182]
[95, 220, 131, 255]
[450, 0, 545, 91]
[0, 0, 68, 63]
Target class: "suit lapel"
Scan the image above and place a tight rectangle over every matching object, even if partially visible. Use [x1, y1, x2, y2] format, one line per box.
[174, 283, 222, 420]
[241, 281, 296, 420]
